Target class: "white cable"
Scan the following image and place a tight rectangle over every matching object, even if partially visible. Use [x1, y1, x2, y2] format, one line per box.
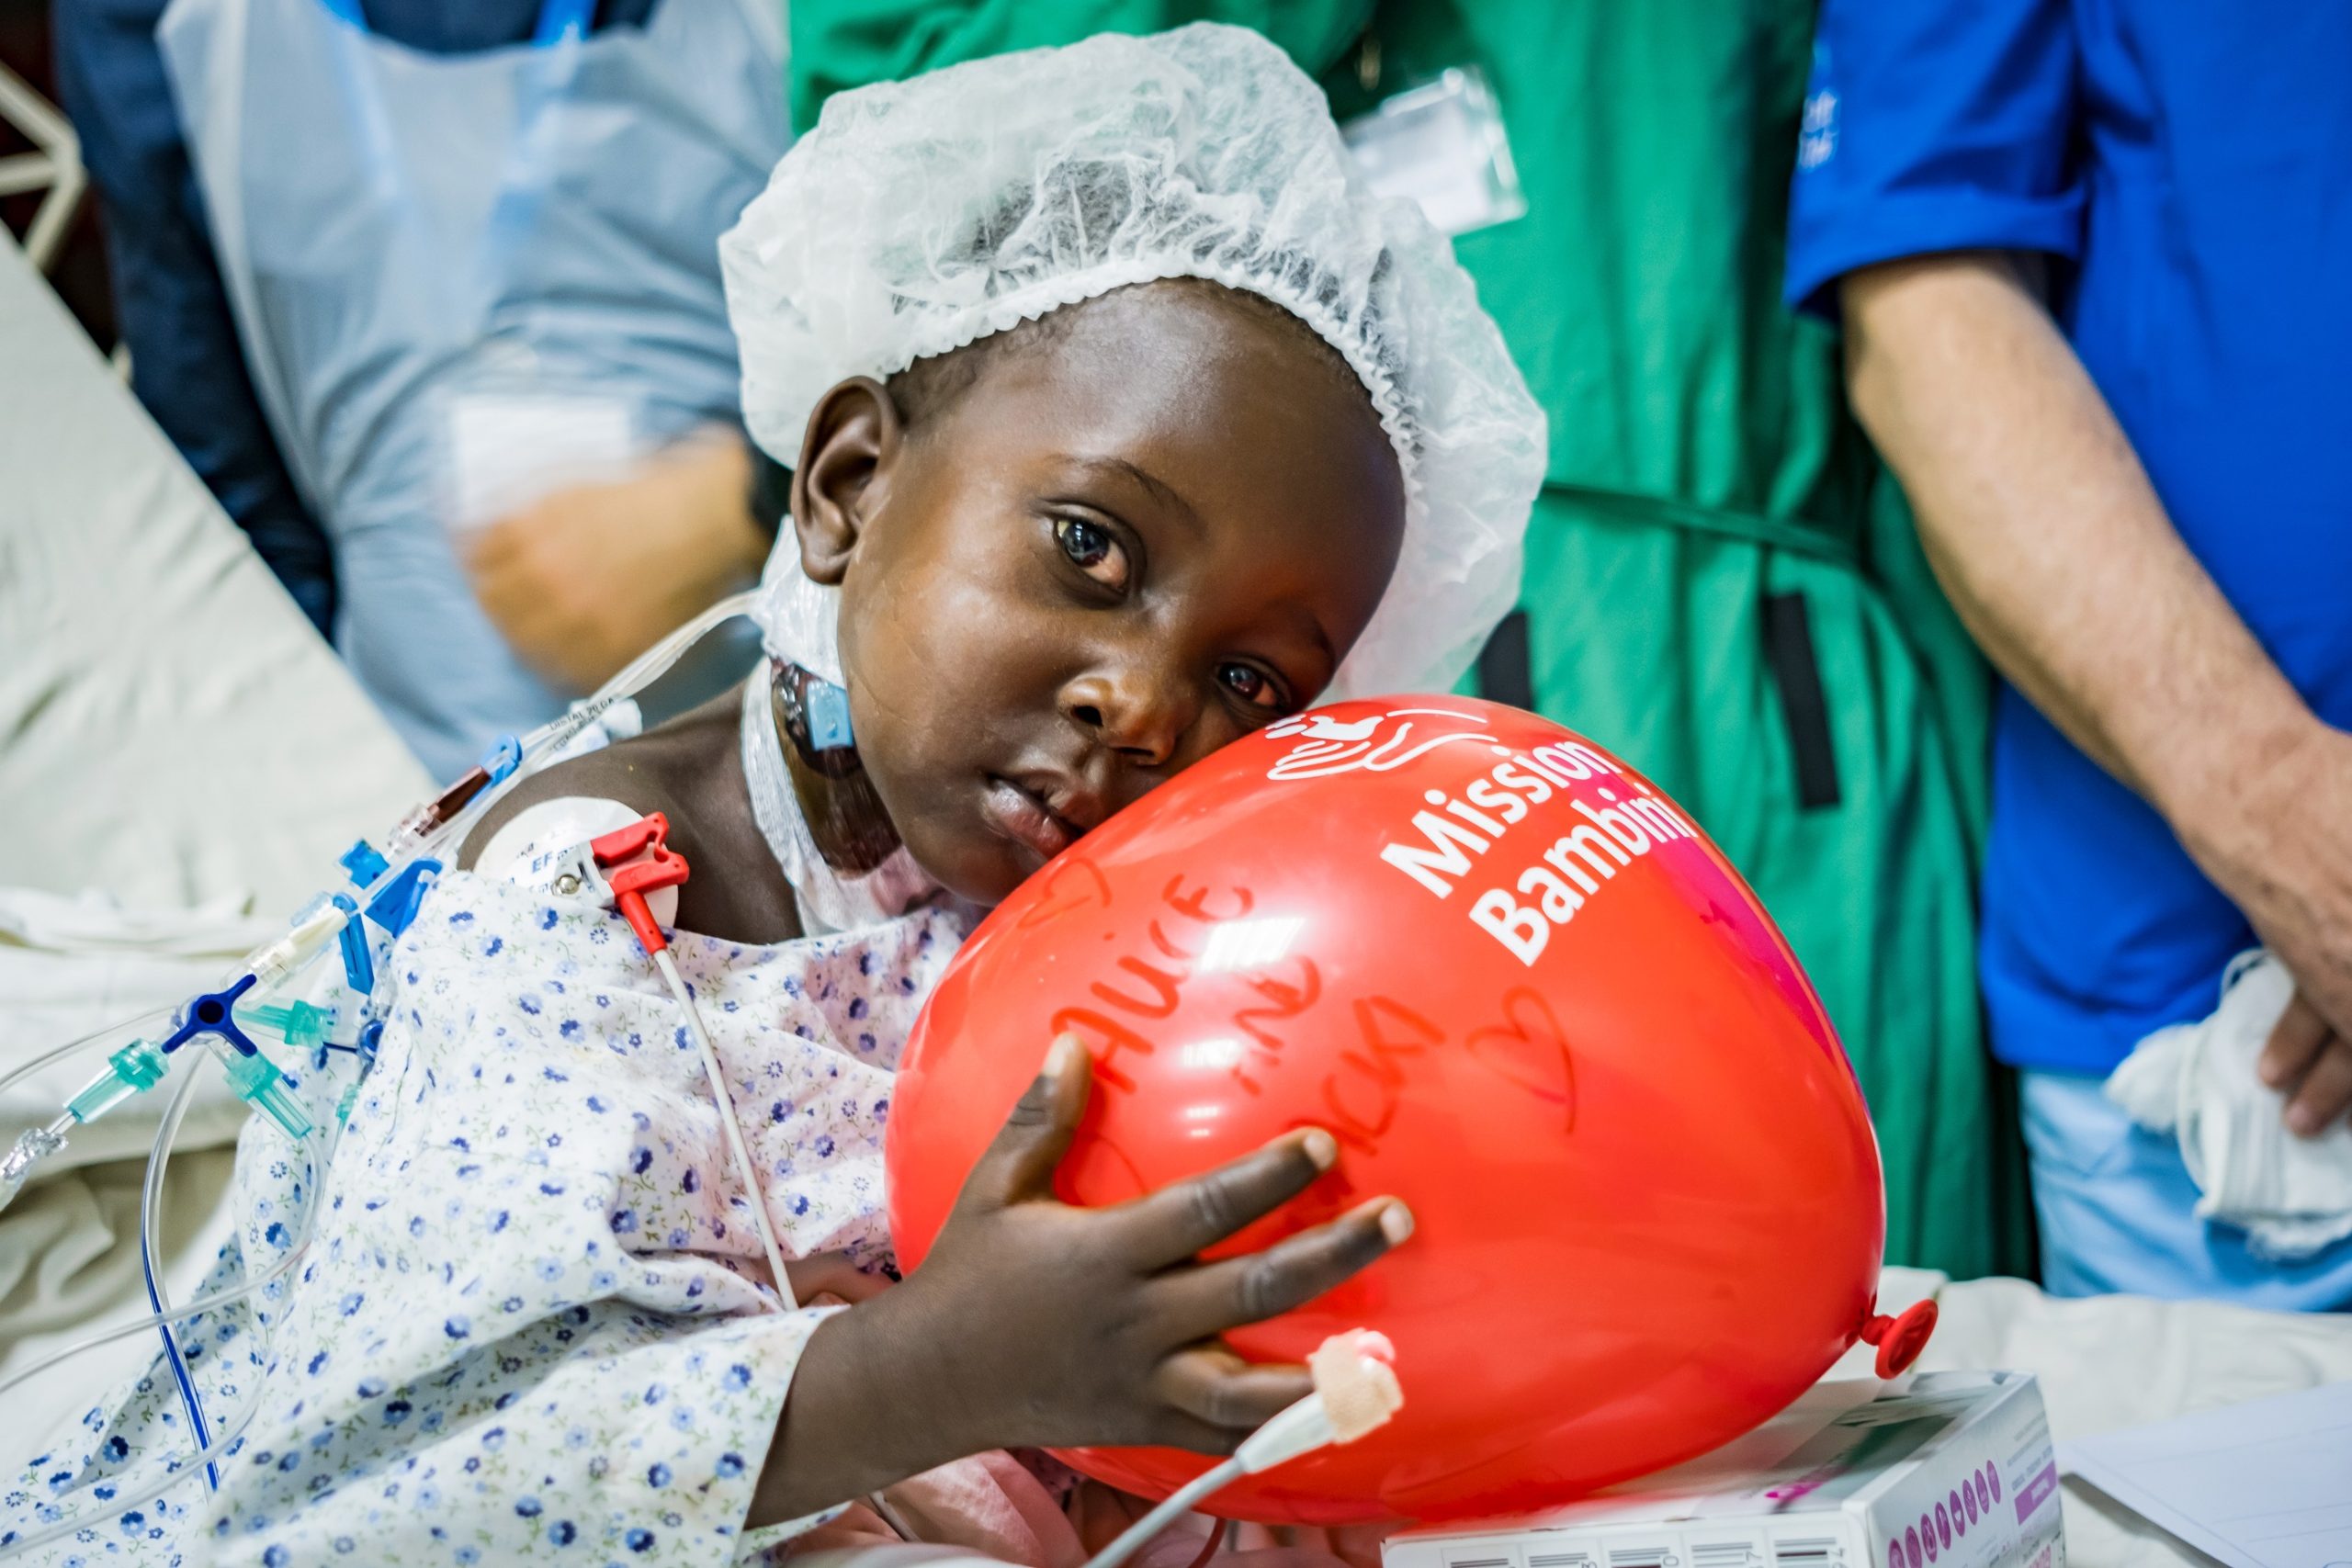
[1079, 1458, 1247, 1568]
[652, 946, 797, 1312]
[1078, 1344, 1405, 1568]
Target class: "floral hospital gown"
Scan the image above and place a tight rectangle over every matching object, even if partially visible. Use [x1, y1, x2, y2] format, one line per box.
[3, 863, 969, 1565]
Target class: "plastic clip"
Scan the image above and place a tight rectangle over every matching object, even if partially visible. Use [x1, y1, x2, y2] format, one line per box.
[588, 813, 691, 955]
[333, 892, 375, 994]
[481, 734, 524, 786]
[341, 840, 390, 889]
[364, 858, 443, 941]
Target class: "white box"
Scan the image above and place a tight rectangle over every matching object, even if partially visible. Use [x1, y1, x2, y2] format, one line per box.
[1385, 1374, 2062, 1568]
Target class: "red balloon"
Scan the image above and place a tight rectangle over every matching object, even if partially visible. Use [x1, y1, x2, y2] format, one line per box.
[887, 698, 1884, 1524]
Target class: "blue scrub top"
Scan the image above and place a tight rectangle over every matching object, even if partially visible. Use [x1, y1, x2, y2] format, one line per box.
[1785, 1, 2352, 1076]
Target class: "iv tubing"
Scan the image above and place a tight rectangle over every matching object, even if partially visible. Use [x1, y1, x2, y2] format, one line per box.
[0, 592, 759, 1129]
[0, 1190, 299, 1561]
[0, 1127, 327, 1560]
[0, 1120, 326, 1407]
[0, 1360, 275, 1559]
[142, 1067, 219, 1491]
[0, 1006, 173, 1106]
[0, 592, 760, 1555]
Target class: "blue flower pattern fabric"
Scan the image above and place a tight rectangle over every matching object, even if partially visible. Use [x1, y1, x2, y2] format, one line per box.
[4, 865, 968, 1565]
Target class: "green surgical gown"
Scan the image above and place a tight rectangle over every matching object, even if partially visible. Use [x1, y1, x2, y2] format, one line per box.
[790, 0, 2033, 1279]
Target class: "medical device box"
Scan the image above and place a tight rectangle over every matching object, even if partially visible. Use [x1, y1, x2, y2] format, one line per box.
[1385, 1373, 2061, 1568]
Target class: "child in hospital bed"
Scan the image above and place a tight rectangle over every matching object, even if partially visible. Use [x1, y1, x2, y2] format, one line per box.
[2, 26, 1541, 1565]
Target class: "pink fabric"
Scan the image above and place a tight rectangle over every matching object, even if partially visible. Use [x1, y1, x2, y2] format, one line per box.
[790, 1453, 1389, 1568]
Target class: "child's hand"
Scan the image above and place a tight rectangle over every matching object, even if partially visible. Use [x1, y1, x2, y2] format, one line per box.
[753, 1035, 1410, 1526]
[879, 1033, 1413, 1456]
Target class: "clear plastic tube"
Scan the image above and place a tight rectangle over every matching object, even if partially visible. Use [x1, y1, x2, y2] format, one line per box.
[0, 1123, 326, 1560]
[0, 1326, 277, 1560]
[0, 1116, 325, 1408]
[368, 590, 759, 879]
[142, 1067, 219, 1491]
[0, 592, 756, 1554]
[0, 1006, 173, 1106]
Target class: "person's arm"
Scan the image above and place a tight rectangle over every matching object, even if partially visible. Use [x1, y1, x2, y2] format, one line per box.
[53, 0, 340, 637]
[1842, 252, 2352, 1133]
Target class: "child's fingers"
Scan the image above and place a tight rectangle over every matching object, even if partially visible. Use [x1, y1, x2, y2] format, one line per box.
[1161, 1199, 1409, 1340]
[961, 1034, 1093, 1208]
[1113, 1128, 1339, 1268]
[1151, 1345, 1316, 1439]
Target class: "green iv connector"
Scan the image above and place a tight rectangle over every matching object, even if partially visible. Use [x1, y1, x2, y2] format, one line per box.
[66, 1040, 168, 1125]
[217, 1046, 314, 1142]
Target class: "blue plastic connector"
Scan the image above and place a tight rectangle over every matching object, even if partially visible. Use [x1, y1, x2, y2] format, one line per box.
[158, 975, 262, 1059]
[481, 733, 524, 785]
[364, 857, 442, 941]
[332, 892, 375, 995]
[807, 681, 854, 750]
[341, 840, 390, 889]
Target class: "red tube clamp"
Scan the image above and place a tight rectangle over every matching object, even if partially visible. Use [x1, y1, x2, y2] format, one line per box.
[589, 812, 691, 954]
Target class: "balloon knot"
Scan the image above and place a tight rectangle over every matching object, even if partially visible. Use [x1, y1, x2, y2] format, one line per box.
[1859, 1298, 1939, 1379]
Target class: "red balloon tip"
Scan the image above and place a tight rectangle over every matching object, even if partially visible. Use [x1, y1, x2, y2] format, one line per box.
[1860, 1299, 1939, 1379]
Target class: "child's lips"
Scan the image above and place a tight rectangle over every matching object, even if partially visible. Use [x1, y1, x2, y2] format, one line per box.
[982, 776, 1079, 863]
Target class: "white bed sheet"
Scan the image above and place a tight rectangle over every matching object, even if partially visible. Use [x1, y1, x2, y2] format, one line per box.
[0, 232, 428, 910]
[0, 231, 425, 1469]
[5, 237, 2348, 1568]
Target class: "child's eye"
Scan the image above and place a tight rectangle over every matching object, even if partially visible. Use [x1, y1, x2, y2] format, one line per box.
[1055, 516, 1129, 590]
[1217, 662, 1289, 713]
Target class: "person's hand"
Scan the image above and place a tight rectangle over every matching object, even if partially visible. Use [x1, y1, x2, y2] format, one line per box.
[2257, 989, 2352, 1137]
[752, 1035, 1409, 1526]
[858, 1033, 1409, 1459]
[2194, 722, 2352, 1134]
[462, 431, 766, 694]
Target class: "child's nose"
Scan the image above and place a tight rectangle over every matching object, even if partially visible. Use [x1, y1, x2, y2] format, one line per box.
[1059, 663, 1198, 771]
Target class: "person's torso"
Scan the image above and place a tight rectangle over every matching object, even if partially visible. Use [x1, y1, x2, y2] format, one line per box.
[1329, 0, 1876, 547]
[1983, 1, 2352, 1072]
[157, 0, 788, 776]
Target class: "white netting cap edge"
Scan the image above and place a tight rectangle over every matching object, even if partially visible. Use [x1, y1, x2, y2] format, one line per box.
[720, 22, 1546, 699]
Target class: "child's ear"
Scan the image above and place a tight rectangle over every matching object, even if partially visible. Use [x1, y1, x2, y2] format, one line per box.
[789, 377, 902, 587]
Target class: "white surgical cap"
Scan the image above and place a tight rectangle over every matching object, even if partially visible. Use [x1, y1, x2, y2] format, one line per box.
[720, 22, 1545, 698]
